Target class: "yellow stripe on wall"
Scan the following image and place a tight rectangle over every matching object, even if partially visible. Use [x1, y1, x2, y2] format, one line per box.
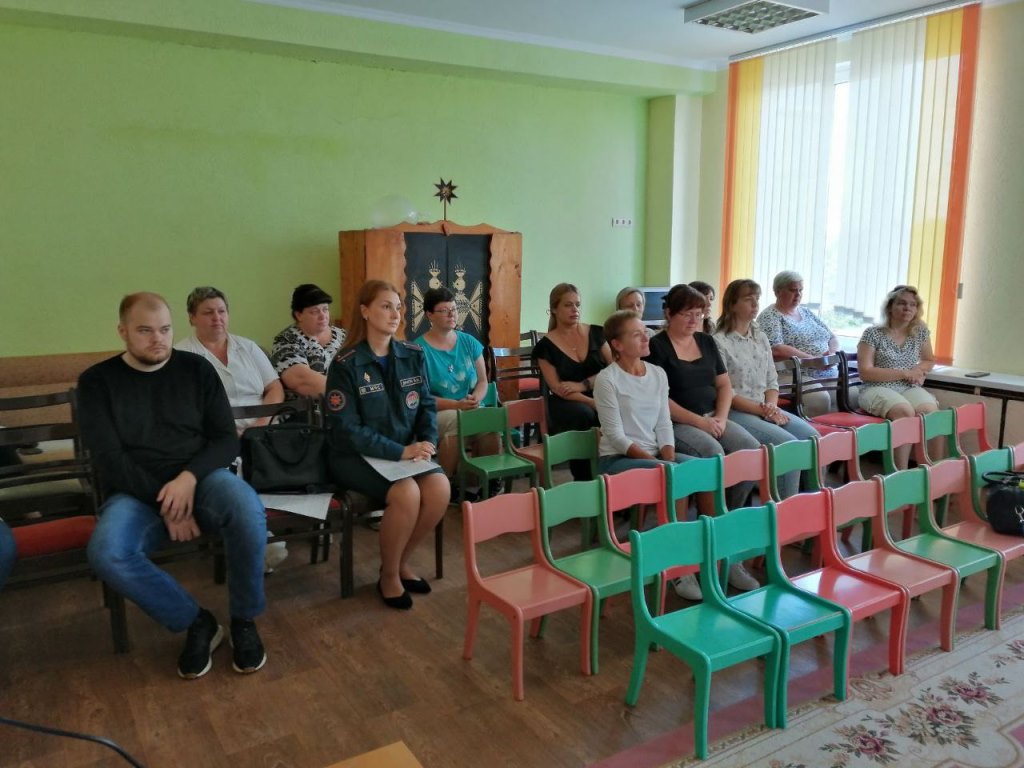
[727, 57, 763, 283]
[908, 8, 962, 333]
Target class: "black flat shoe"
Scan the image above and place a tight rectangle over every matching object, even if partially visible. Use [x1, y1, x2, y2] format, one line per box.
[377, 579, 412, 610]
[400, 576, 432, 594]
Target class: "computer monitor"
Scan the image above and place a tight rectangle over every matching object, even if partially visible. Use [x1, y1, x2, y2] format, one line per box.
[636, 286, 671, 323]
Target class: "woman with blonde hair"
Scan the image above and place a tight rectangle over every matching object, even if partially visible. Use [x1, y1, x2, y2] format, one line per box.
[325, 280, 449, 610]
[856, 285, 938, 467]
[615, 287, 656, 338]
[533, 283, 612, 480]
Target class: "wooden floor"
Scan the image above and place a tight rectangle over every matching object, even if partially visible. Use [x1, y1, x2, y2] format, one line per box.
[1, 480, 1020, 768]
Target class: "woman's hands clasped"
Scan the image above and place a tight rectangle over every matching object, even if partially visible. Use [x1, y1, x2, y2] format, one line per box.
[759, 401, 790, 425]
[402, 441, 437, 462]
[699, 414, 727, 437]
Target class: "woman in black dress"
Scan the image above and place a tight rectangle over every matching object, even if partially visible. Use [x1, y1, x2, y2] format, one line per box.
[533, 283, 612, 480]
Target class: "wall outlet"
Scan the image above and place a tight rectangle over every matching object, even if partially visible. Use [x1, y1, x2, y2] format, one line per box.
[611, 217, 633, 228]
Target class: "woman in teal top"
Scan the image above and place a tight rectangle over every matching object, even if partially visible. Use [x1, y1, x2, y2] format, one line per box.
[414, 287, 497, 478]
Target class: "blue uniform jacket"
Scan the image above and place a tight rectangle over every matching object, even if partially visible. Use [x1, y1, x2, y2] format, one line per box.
[325, 339, 438, 461]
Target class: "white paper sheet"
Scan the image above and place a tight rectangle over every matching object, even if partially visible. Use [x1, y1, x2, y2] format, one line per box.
[258, 492, 333, 520]
[363, 456, 441, 482]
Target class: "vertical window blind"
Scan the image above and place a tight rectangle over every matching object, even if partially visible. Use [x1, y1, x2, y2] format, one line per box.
[721, 4, 979, 362]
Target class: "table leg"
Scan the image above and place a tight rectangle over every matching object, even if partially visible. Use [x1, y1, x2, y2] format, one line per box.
[999, 398, 1009, 447]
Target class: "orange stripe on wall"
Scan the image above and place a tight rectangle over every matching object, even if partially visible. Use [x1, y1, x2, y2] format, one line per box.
[935, 2, 979, 363]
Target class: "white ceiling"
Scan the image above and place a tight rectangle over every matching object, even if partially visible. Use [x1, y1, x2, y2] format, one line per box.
[252, 0, 985, 68]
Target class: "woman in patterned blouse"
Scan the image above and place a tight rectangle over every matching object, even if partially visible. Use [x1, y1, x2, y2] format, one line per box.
[713, 279, 818, 499]
[270, 283, 347, 397]
[756, 271, 840, 417]
[856, 285, 938, 468]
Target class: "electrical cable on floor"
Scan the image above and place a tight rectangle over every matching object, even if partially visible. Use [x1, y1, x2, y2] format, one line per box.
[0, 714, 147, 767]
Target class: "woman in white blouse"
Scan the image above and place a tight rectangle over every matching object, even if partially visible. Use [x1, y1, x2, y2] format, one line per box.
[713, 279, 818, 499]
[176, 286, 284, 434]
[593, 310, 686, 475]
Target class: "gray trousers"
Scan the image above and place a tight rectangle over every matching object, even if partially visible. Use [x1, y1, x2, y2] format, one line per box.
[672, 420, 760, 509]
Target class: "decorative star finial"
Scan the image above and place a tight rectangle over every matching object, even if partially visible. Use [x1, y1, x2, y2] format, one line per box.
[433, 178, 458, 220]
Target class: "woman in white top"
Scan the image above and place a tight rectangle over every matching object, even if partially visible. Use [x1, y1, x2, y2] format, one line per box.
[594, 310, 684, 475]
[712, 279, 818, 499]
[177, 286, 287, 572]
[175, 286, 284, 434]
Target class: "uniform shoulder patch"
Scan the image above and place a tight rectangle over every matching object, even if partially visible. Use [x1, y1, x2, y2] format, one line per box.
[326, 389, 346, 411]
[400, 341, 422, 352]
[335, 349, 357, 364]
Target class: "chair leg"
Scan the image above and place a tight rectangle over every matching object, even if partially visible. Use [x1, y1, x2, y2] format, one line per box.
[834, 622, 851, 701]
[512, 616, 526, 701]
[764, 644, 781, 729]
[434, 518, 444, 580]
[625, 632, 651, 706]
[308, 529, 319, 565]
[984, 564, 1004, 631]
[341, 503, 354, 599]
[939, 581, 959, 651]
[463, 598, 481, 660]
[693, 668, 712, 760]
[590, 596, 602, 676]
[579, 597, 593, 676]
[890, 599, 909, 675]
[775, 638, 791, 729]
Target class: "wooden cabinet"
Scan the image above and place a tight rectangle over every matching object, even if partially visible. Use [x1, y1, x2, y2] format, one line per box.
[338, 221, 522, 350]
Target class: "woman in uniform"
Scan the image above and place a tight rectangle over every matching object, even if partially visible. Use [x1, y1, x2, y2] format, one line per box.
[325, 280, 450, 610]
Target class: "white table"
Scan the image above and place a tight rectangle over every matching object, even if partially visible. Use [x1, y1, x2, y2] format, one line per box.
[926, 366, 1024, 445]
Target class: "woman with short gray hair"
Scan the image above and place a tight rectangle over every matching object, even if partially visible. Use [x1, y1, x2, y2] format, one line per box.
[176, 286, 284, 433]
[756, 270, 840, 417]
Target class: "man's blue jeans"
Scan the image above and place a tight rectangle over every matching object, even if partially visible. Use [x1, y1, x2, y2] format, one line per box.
[87, 469, 266, 632]
[0, 519, 15, 590]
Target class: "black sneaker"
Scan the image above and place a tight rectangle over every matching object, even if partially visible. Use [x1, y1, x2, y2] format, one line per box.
[177, 608, 223, 680]
[230, 618, 267, 674]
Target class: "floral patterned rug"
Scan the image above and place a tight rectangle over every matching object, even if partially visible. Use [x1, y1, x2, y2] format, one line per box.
[672, 607, 1024, 768]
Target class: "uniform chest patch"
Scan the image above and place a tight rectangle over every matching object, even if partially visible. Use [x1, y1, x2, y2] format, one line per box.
[400, 376, 423, 388]
[359, 382, 385, 396]
[327, 389, 346, 411]
[405, 390, 420, 410]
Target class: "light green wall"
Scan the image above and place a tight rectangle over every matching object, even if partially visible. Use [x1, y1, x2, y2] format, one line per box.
[644, 94, 704, 288]
[696, 68, 729, 297]
[0, 0, 714, 95]
[0, 20, 649, 355]
[957, 0, 1024, 375]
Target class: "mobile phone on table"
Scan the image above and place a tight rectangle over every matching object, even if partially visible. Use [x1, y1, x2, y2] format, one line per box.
[964, 371, 990, 378]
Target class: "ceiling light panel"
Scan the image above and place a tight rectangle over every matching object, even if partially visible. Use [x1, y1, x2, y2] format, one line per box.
[684, 0, 829, 34]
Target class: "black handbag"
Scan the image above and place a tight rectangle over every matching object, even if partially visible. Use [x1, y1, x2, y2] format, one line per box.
[240, 422, 329, 492]
[981, 471, 1024, 536]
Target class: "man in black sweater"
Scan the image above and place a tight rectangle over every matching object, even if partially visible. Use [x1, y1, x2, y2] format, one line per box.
[78, 292, 267, 679]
